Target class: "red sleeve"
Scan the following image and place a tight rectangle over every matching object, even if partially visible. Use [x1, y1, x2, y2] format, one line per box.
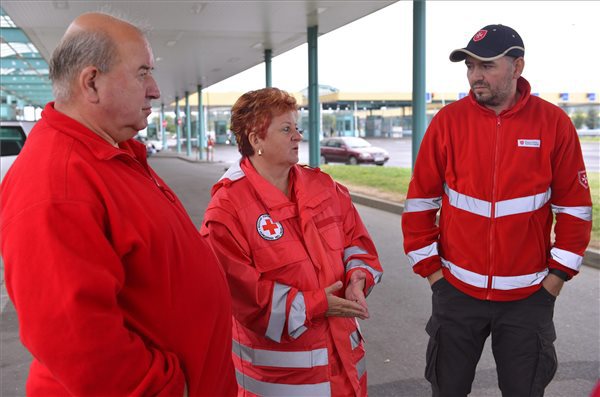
[201, 203, 328, 343]
[549, 119, 593, 278]
[1, 202, 185, 396]
[335, 183, 383, 296]
[401, 116, 446, 277]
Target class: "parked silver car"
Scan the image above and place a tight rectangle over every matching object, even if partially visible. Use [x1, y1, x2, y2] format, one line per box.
[1, 120, 34, 182]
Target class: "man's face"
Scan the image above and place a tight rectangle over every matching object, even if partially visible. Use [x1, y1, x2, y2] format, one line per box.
[96, 33, 160, 142]
[466, 56, 519, 109]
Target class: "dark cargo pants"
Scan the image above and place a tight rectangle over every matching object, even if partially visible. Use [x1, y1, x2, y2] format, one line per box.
[425, 278, 557, 397]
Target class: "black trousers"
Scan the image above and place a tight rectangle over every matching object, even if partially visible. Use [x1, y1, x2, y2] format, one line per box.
[425, 278, 558, 397]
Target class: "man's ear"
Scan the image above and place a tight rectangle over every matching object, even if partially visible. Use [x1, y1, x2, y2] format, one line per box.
[78, 66, 100, 103]
[513, 57, 525, 79]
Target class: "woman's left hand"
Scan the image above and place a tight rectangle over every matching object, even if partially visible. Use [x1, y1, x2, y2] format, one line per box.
[345, 271, 369, 318]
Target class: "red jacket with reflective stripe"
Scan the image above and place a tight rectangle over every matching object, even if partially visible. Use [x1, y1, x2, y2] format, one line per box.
[201, 158, 382, 396]
[0, 103, 237, 396]
[402, 78, 592, 301]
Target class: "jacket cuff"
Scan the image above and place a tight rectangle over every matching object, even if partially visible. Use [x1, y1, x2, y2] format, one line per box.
[548, 258, 578, 279]
[345, 268, 375, 297]
[414, 256, 442, 278]
[303, 289, 328, 321]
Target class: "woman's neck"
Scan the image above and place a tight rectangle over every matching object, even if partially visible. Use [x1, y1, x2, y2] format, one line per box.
[249, 155, 291, 196]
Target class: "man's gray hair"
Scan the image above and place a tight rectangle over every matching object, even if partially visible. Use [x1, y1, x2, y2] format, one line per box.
[49, 29, 117, 101]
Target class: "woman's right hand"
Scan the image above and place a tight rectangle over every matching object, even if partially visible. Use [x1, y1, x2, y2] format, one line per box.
[325, 281, 369, 320]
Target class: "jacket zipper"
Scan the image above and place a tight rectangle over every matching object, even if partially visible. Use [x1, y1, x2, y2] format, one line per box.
[487, 117, 501, 299]
[123, 154, 176, 203]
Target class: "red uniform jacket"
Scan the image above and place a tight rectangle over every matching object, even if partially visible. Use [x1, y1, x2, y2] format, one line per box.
[402, 77, 592, 301]
[0, 103, 237, 396]
[201, 158, 383, 396]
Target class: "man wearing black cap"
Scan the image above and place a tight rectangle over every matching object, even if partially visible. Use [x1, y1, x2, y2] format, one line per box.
[402, 24, 592, 396]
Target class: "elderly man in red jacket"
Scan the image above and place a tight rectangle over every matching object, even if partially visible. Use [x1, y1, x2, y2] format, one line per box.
[0, 12, 237, 396]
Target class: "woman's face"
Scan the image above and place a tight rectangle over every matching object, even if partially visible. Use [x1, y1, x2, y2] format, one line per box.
[257, 111, 303, 167]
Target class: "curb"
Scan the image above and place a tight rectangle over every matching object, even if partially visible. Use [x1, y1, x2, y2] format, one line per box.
[349, 192, 600, 270]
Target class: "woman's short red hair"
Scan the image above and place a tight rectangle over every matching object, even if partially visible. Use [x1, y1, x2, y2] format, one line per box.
[230, 87, 298, 157]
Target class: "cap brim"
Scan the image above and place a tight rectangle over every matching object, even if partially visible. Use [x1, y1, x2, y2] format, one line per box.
[449, 46, 525, 62]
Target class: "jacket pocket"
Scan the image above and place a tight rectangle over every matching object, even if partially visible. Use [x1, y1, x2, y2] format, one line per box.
[253, 240, 309, 273]
[319, 223, 344, 251]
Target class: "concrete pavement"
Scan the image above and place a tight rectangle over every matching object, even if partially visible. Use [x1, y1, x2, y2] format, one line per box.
[1, 155, 598, 396]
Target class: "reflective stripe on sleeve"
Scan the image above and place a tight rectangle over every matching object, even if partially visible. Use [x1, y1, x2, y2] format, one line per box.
[232, 340, 328, 368]
[350, 330, 360, 350]
[442, 258, 548, 290]
[356, 355, 367, 379]
[496, 188, 551, 218]
[265, 283, 290, 342]
[407, 242, 438, 267]
[236, 369, 331, 397]
[404, 196, 442, 213]
[343, 246, 368, 261]
[445, 185, 491, 218]
[288, 292, 307, 339]
[551, 205, 593, 221]
[550, 247, 583, 271]
[346, 259, 383, 283]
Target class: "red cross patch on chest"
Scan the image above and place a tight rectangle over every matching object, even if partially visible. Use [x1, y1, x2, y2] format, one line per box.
[256, 214, 284, 240]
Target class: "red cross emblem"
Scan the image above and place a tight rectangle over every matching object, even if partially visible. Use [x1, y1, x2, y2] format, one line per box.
[256, 214, 284, 240]
[473, 30, 488, 42]
[578, 170, 589, 189]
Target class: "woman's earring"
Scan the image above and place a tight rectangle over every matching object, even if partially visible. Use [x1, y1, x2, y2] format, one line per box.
[258, 148, 263, 156]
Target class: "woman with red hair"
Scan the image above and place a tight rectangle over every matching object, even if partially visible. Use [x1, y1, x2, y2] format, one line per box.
[201, 87, 383, 396]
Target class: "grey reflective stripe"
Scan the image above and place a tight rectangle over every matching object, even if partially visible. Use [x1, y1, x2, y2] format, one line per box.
[446, 185, 556, 218]
[445, 185, 491, 218]
[265, 283, 290, 342]
[442, 258, 548, 290]
[552, 204, 593, 221]
[404, 197, 442, 213]
[407, 242, 438, 267]
[492, 269, 548, 290]
[356, 355, 367, 379]
[236, 369, 331, 397]
[343, 246, 368, 261]
[441, 258, 488, 289]
[288, 292, 307, 339]
[346, 259, 383, 283]
[350, 330, 360, 350]
[232, 340, 328, 368]
[218, 159, 245, 182]
[551, 247, 583, 271]
[496, 188, 551, 218]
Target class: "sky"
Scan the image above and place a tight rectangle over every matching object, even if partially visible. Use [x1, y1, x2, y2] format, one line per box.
[206, 1, 600, 95]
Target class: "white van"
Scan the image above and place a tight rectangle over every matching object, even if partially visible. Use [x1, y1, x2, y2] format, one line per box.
[1, 120, 35, 183]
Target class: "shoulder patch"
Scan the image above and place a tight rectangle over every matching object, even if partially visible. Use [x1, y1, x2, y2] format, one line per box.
[578, 170, 589, 189]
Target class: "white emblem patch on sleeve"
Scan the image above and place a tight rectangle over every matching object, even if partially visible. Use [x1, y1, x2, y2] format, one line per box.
[578, 170, 589, 189]
[257, 214, 284, 240]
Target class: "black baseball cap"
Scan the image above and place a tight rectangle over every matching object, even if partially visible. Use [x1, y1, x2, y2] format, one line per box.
[449, 24, 524, 62]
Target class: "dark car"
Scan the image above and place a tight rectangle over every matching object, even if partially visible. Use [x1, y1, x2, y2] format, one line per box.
[320, 137, 389, 166]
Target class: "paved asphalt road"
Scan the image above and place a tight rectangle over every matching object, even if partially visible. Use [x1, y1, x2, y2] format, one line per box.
[200, 137, 600, 172]
[1, 156, 598, 396]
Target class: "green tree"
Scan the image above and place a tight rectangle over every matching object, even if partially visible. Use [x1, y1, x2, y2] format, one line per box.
[585, 108, 599, 129]
[571, 112, 586, 129]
